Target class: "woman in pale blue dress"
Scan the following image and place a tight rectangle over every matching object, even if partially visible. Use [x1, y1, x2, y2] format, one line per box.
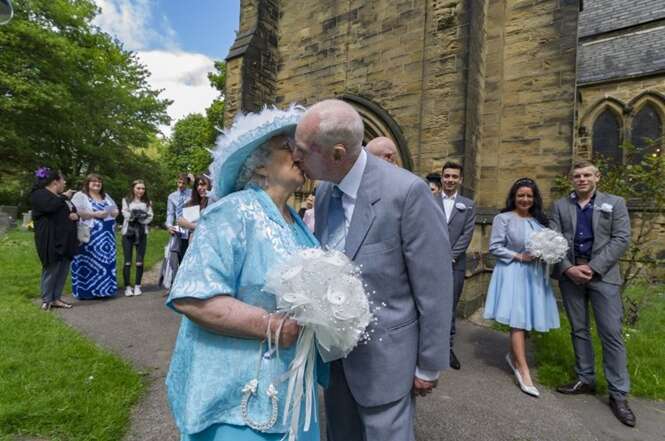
[166, 106, 326, 441]
[484, 178, 560, 398]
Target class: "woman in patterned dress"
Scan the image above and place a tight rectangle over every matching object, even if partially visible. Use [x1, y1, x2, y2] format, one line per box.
[71, 174, 119, 299]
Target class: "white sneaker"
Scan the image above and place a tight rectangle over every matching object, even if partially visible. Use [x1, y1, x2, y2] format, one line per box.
[134, 285, 143, 296]
[125, 286, 134, 297]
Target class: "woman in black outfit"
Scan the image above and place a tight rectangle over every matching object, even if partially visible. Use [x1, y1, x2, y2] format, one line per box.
[30, 167, 80, 310]
[121, 179, 154, 297]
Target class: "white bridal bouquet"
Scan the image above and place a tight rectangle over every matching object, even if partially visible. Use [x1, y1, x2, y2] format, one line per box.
[263, 248, 373, 441]
[526, 228, 569, 265]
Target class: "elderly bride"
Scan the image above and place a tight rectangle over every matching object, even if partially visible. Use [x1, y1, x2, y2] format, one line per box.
[165, 106, 326, 441]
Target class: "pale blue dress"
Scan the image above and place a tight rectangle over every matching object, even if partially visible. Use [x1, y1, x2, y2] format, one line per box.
[166, 185, 324, 441]
[483, 212, 560, 332]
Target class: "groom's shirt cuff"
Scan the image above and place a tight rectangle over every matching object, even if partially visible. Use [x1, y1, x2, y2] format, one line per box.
[415, 367, 440, 381]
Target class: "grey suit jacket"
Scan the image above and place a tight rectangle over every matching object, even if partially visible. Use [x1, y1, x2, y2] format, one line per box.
[315, 155, 454, 407]
[434, 194, 476, 272]
[550, 191, 630, 286]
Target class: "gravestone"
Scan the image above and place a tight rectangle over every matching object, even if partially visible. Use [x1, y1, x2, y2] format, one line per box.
[0, 205, 18, 235]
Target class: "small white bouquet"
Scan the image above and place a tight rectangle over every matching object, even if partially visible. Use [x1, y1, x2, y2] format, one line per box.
[263, 248, 372, 440]
[526, 228, 569, 265]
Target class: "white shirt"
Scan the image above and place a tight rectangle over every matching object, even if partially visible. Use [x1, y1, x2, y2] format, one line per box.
[336, 149, 367, 230]
[442, 191, 457, 222]
[336, 150, 440, 382]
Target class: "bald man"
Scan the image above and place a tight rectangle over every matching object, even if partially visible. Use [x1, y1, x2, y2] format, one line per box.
[366, 136, 398, 165]
[293, 99, 453, 441]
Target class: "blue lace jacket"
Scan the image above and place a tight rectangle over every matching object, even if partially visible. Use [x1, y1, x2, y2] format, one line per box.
[165, 185, 321, 435]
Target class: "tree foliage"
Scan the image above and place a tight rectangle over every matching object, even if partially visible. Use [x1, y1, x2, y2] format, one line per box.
[0, 0, 173, 220]
[163, 113, 213, 175]
[163, 61, 226, 176]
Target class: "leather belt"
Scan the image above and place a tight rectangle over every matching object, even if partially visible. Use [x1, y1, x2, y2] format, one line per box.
[575, 257, 590, 265]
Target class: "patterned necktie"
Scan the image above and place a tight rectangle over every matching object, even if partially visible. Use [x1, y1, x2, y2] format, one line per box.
[325, 186, 346, 252]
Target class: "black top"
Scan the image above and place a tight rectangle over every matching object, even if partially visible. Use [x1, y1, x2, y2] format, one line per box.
[31, 188, 79, 267]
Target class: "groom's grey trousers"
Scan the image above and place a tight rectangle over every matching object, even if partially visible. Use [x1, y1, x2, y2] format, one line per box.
[325, 360, 415, 441]
[560, 277, 630, 399]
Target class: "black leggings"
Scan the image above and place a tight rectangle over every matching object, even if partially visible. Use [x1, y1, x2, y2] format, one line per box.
[122, 233, 147, 287]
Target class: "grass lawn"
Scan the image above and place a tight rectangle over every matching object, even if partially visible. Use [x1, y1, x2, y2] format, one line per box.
[533, 283, 665, 400]
[0, 229, 168, 441]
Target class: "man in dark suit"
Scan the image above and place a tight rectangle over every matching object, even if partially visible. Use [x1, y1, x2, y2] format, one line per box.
[433, 162, 476, 369]
[550, 160, 635, 427]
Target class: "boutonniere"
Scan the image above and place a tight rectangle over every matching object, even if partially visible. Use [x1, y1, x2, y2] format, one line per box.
[594, 203, 613, 213]
[455, 202, 466, 210]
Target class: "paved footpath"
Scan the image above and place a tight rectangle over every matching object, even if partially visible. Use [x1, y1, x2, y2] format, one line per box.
[55, 284, 665, 441]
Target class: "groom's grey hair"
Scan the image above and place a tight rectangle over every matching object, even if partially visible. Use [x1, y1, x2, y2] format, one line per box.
[306, 99, 364, 154]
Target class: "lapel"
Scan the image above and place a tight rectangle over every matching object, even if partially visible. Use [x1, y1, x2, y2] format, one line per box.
[448, 194, 461, 225]
[592, 191, 604, 235]
[314, 183, 332, 243]
[345, 155, 381, 260]
[567, 194, 577, 234]
[254, 186, 289, 229]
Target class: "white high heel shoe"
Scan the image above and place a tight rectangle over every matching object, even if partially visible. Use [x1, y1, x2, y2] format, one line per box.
[506, 353, 540, 397]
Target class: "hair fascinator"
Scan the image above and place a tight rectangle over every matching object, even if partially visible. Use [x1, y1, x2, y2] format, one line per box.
[35, 166, 50, 179]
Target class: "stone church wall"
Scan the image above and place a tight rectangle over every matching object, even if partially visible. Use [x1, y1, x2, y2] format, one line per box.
[223, 0, 665, 314]
[476, 0, 578, 210]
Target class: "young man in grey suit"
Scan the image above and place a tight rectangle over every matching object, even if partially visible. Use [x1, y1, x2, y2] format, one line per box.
[294, 99, 454, 441]
[434, 162, 476, 370]
[550, 160, 635, 427]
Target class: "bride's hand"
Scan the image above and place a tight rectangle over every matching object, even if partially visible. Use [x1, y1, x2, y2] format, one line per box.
[268, 315, 300, 347]
[517, 253, 535, 263]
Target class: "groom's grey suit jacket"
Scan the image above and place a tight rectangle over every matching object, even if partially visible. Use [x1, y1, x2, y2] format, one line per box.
[550, 191, 630, 286]
[315, 154, 454, 407]
[434, 194, 476, 273]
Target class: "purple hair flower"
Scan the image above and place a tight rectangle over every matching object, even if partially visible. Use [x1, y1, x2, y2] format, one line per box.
[35, 166, 50, 179]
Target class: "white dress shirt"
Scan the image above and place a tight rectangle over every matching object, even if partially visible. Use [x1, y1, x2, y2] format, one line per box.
[336, 149, 367, 229]
[337, 150, 439, 382]
[442, 191, 457, 222]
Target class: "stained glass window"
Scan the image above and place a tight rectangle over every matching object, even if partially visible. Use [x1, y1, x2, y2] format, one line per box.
[592, 109, 622, 165]
[631, 104, 662, 163]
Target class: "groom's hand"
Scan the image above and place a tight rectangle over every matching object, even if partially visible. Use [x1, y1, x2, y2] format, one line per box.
[412, 377, 437, 397]
[565, 265, 593, 285]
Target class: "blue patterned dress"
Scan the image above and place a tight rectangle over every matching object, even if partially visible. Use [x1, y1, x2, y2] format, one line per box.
[483, 212, 560, 332]
[72, 198, 118, 298]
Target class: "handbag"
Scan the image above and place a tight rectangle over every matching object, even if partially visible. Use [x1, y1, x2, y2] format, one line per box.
[77, 223, 91, 244]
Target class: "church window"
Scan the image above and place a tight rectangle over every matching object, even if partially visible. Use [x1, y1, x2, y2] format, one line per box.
[592, 109, 622, 165]
[631, 104, 662, 163]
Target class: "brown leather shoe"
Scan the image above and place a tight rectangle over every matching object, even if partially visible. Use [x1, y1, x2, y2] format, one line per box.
[556, 380, 596, 395]
[609, 397, 636, 427]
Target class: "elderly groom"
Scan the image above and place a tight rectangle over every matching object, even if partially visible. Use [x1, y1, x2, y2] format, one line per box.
[294, 99, 454, 441]
[551, 160, 635, 427]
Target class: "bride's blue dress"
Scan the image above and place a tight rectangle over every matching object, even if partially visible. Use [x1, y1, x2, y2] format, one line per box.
[166, 186, 324, 441]
[483, 212, 560, 332]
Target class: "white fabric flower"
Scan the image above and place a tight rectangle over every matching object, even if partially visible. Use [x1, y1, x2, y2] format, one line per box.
[264, 248, 372, 362]
[598, 203, 613, 213]
[455, 202, 466, 210]
[526, 228, 569, 265]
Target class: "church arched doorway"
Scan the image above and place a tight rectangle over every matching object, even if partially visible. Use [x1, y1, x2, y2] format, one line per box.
[340, 94, 413, 171]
